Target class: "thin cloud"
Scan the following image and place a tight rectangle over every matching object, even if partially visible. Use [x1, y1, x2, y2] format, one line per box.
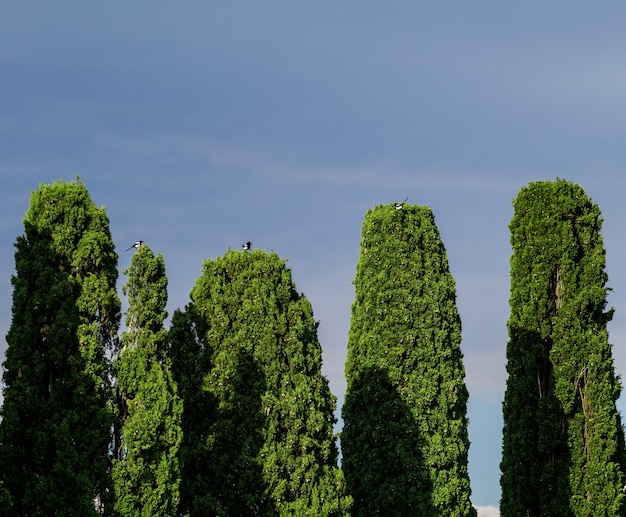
[474, 505, 500, 517]
[92, 131, 524, 195]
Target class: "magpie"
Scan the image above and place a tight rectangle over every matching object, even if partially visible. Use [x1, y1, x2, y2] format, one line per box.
[242, 242, 252, 251]
[125, 241, 143, 251]
[395, 197, 409, 210]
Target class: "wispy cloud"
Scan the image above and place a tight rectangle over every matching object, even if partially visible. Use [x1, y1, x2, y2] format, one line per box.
[475, 505, 499, 517]
[95, 131, 522, 195]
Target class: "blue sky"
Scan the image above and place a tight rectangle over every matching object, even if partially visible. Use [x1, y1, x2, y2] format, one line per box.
[3, 3, 626, 513]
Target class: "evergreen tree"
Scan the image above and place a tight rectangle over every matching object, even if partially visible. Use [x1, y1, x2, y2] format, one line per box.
[0, 178, 120, 516]
[112, 244, 183, 516]
[342, 202, 475, 517]
[500, 179, 626, 516]
[184, 248, 349, 516]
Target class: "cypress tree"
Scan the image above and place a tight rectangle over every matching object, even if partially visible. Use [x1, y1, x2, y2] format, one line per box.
[0, 178, 120, 515]
[500, 179, 626, 516]
[186, 248, 349, 516]
[112, 244, 183, 516]
[342, 202, 475, 517]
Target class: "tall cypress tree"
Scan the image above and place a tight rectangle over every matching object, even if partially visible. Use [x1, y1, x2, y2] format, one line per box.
[342, 202, 475, 517]
[500, 179, 626, 516]
[0, 178, 120, 515]
[112, 244, 182, 516]
[184, 248, 349, 516]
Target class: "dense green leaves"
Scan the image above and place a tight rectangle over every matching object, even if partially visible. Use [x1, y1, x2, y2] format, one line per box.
[183, 248, 349, 515]
[5, 177, 625, 515]
[500, 179, 626, 516]
[113, 245, 183, 516]
[0, 179, 120, 515]
[342, 203, 475, 516]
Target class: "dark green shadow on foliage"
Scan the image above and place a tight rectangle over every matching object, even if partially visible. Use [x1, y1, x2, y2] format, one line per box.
[204, 347, 273, 516]
[501, 326, 572, 517]
[342, 366, 434, 516]
[168, 307, 217, 517]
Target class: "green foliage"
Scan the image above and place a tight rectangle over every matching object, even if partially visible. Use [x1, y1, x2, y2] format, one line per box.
[113, 245, 183, 516]
[184, 248, 349, 516]
[6, 178, 624, 516]
[500, 179, 626, 516]
[0, 178, 120, 515]
[342, 203, 475, 516]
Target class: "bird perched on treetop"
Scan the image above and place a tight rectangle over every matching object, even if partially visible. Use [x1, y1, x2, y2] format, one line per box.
[125, 241, 143, 251]
[242, 241, 252, 251]
[395, 197, 409, 210]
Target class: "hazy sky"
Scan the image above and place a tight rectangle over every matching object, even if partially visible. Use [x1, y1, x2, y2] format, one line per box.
[3, 3, 626, 514]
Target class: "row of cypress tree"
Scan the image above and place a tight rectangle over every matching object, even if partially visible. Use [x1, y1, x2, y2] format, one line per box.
[0, 177, 624, 516]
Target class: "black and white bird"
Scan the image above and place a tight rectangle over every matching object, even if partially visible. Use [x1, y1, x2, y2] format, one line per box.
[242, 241, 252, 251]
[125, 240, 143, 251]
[395, 197, 409, 210]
